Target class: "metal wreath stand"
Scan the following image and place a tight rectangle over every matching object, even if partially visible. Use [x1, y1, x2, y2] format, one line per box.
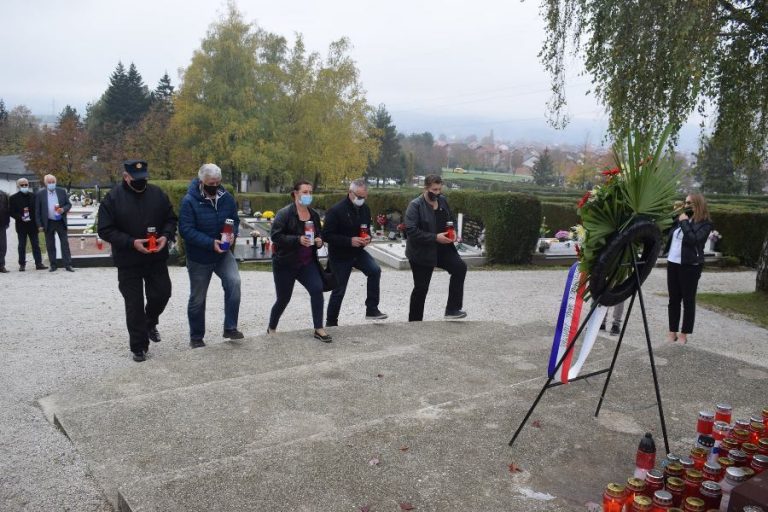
[509, 218, 670, 454]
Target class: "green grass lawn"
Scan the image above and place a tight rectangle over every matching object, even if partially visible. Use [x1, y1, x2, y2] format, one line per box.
[441, 169, 533, 183]
[697, 291, 768, 329]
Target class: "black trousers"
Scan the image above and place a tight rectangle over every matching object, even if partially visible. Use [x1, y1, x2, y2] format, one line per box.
[408, 247, 467, 321]
[17, 229, 43, 266]
[667, 261, 702, 334]
[0, 226, 6, 267]
[45, 220, 72, 267]
[117, 260, 172, 354]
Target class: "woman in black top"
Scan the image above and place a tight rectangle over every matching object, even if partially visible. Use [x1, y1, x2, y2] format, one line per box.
[404, 174, 467, 321]
[665, 193, 713, 344]
[268, 180, 332, 342]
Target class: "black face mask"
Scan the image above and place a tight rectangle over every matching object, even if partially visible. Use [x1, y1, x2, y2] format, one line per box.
[129, 179, 147, 192]
[203, 184, 219, 196]
[427, 191, 440, 201]
[684, 207, 694, 217]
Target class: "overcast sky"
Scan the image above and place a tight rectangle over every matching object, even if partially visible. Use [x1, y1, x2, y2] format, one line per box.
[4, 0, 700, 148]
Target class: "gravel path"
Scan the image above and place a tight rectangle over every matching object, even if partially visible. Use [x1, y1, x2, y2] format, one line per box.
[1, 221, 764, 511]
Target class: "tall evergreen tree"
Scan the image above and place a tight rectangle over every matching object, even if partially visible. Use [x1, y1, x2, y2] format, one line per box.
[367, 104, 402, 184]
[532, 148, 557, 186]
[151, 72, 175, 112]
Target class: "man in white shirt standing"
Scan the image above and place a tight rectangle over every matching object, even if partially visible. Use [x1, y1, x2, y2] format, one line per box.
[34, 174, 74, 272]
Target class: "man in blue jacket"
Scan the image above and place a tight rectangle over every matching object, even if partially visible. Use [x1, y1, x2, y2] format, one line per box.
[179, 163, 242, 348]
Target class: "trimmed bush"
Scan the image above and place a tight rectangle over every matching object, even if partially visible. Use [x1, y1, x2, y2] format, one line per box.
[709, 208, 768, 266]
[541, 202, 580, 237]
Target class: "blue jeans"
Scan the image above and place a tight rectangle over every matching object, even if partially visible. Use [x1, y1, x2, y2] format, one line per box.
[186, 251, 241, 341]
[269, 261, 324, 330]
[326, 250, 381, 324]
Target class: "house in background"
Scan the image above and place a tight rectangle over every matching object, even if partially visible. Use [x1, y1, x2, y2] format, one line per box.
[0, 155, 39, 194]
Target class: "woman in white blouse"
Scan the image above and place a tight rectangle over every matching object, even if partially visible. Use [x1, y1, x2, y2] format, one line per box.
[665, 193, 713, 344]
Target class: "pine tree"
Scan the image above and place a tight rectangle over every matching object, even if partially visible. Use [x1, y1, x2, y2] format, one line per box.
[367, 104, 402, 184]
[151, 72, 175, 112]
[532, 148, 556, 186]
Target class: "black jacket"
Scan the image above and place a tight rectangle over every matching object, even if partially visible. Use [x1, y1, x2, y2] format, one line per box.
[322, 196, 372, 260]
[97, 182, 178, 268]
[9, 191, 37, 233]
[34, 187, 71, 230]
[665, 218, 713, 265]
[0, 191, 9, 229]
[405, 194, 458, 267]
[270, 203, 322, 268]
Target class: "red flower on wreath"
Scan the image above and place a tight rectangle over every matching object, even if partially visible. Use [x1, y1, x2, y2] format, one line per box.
[601, 167, 620, 176]
[577, 191, 591, 209]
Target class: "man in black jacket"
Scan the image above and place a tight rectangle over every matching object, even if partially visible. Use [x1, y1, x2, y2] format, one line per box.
[98, 160, 178, 362]
[9, 178, 46, 271]
[0, 188, 9, 273]
[322, 178, 387, 326]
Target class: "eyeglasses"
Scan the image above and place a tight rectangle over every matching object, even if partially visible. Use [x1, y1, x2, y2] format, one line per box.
[684, 201, 692, 205]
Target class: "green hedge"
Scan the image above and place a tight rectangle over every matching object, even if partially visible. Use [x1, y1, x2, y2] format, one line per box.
[541, 202, 580, 237]
[709, 208, 768, 266]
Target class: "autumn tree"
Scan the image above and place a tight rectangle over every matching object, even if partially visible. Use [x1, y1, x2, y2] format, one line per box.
[173, 3, 377, 191]
[24, 106, 89, 187]
[0, 103, 39, 155]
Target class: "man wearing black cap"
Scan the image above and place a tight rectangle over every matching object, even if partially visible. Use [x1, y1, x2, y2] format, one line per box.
[97, 160, 178, 362]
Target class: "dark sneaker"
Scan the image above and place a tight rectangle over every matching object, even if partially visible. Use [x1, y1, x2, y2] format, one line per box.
[65, 266, 75, 272]
[190, 339, 206, 349]
[35, 263, 48, 270]
[49, 266, 57, 272]
[132, 351, 146, 362]
[610, 324, 621, 336]
[148, 327, 161, 343]
[0, 267, 8, 273]
[19, 265, 25, 272]
[223, 329, 244, 339]
[444, 310, 467, 320]
[365, 309, 388, 320]
[313, 330, 333, 343]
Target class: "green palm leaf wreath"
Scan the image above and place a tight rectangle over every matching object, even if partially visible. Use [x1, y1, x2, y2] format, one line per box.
[577, 125, 679, 299]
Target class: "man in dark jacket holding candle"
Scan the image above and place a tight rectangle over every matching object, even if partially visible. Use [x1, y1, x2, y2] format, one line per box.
[98, 160, 178, 362]
[179, 163, 242, 348]
[9, 178, 46, 271]
[322, 178, 387, 327]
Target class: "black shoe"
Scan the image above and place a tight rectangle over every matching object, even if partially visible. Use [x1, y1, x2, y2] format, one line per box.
[65, 266, 75, 272]
[444, 310, 467, 320]
[148, 327, 161, 343]
[365, 309, 388, 320]
[35, 263, 48, 270]
[223, 328, 244, 339]
[190, 339, 206, 348]
[599, 322, 606, 331]
[610, 324, 621, 336]
[49, 266, 57, 272]
[19, 265, 25, 272]
[326, 320, 338, 327]
[132, 351, 146, 362]
[313, 330, 333, 343]
[0, 267, 8, 273]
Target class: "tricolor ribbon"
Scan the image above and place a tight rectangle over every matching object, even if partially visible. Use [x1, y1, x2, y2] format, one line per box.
[548, 262, 607, 383]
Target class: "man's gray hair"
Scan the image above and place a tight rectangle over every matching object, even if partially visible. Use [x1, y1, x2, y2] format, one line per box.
[198, 163, 222, 181]
[16, 178, 29, 186]
[349, 178, 367, 193]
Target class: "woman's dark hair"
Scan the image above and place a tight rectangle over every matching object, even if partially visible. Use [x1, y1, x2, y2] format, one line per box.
[291, 180, 312, 198]
[424, 174, 442, 187]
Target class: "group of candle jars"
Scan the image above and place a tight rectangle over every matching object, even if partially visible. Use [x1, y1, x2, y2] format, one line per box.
[603, 404, 768, 512]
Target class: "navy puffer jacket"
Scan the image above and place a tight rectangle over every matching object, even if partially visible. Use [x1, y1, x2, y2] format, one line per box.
[179, 178, 239, 264]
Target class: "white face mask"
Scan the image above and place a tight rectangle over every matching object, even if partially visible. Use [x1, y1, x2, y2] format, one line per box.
[352, 197, 365, 207]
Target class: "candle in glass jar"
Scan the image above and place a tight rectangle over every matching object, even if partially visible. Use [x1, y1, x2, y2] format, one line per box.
[681, 469, 703, 502]
[696, 411, 714, 436]
[750, 454, 768, 474]
[602, 483, 626, 512]
[651, 489, 673, 511]
[631, 494, 653, 511]
[714, 403, 732, 424]
[625, 477, 646, 510]
[749, 421, 765, 445]
[681, 496, 705, 512]
[644, 469, 664, 498]
[666, 477, 685, 508]
[698, 480, 721, 511]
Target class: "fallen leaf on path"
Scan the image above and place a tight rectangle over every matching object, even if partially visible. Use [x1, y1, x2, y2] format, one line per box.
[359, 506, 370, 512]
[532, 420, 542, 428]
[508, 462, 522, 473]
[399, 446, 409, 452]
[377, 373, 384, 378]
[399, 503, 415, 510]
[368, 457, 380, 466]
